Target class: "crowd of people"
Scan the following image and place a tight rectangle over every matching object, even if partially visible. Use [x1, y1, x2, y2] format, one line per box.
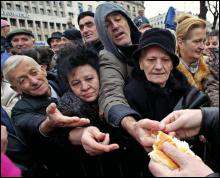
[1, 2, 219, 177]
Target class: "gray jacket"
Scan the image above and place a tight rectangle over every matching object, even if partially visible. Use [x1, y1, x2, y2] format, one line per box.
[95, 2, 141, 127]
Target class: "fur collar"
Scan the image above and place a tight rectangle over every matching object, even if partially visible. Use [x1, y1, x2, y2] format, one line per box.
[177, 56, 210, 90]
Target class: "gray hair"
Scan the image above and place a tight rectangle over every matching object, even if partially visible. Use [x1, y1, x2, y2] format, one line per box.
[2, 55, 40, 83]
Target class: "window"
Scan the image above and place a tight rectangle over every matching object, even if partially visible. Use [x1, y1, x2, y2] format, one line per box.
[32, 7, 37, 14]
[19, 19, 25, 27]
[78, 2, 83, 13]
[53, 1, 57, 6]
[133, 7, 136, 12]
[38, 34, 42, 41]
[59, 1, 63, 7]
[36, 21, 41, 28]
[127, 5, 130, 11]
[27, 20, 33, 27]
[40, 9, 44, 15]
[43, 22, 48, 29]
[88, 5, 92, 12]
[62, 24, 66, 30]
[56, 23, 61, 30]
[6, 3, 12, 10]
[47, 9, 51, 15]
[54, 11, 58, 16]
[60, 11, 64, 17]
[24, 6, 30, 13]
[68, 12, 73, 18]
[10, 18, 16, 26]
[16, 4, 21, 11]
[67, 1, 72, 7]
[39, 1, 44, 5]
[46, 1, 50, 6]
[50, 22, 54, 29]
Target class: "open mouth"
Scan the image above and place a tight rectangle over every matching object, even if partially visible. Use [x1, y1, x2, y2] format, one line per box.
[114, 32, 124, 39]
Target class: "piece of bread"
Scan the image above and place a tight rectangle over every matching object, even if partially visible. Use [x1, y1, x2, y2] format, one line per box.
[149, 131, 195, 170]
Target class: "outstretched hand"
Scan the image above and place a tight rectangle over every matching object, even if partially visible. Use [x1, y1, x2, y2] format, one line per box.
[81, 126, 119, 156]
[46, 103, 90, 128]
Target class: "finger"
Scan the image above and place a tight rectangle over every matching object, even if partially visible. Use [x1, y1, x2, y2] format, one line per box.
[140, 135, 155, 147]
[64, 118, 90, 127]
[161, 110, 183, 125]
[46, 103, 57, 114]
[148, 159, 172, 177]
[138, 119, 164, 131]
[162, 142, 189, 166]
[102, 133, 110, 145]
[165, 117, 185, 132]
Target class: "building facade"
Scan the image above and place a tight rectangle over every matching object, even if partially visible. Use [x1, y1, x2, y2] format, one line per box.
[1, 1, 144, 44]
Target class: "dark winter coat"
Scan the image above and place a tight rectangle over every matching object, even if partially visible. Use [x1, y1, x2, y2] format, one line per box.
[200, 107, 220, 172]
[58, 91, 150, 177]
[11, 78, 85, 177]
[124, 69, 210, 120]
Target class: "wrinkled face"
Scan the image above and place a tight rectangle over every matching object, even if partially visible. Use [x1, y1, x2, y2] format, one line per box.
[9, 60, 50, 96]
[105, 12, 132, 46]
[139, 46, 173, 87]
[179, 27, 206, 62]
[68, 64, 99, 102]
[50, 38, 62, 53]
[11, 34, 34, 53]
[79, 16, 99, 43]
[205, 36, 219, 52]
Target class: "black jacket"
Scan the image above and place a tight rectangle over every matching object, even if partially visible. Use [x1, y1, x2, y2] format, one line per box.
[200, 107, 220, 172]
[11, 79, 85, 176]
[124, 69, 207, 120]
[58, 91, 150, 177]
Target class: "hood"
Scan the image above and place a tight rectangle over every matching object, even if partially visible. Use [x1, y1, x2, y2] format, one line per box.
[95, 2, 141, 62]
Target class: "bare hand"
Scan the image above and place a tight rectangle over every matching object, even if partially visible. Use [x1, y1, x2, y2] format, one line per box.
[161, 109, 202, 139]
[1, 125, 8, 154]
[46, 103, 90, 128]
[133, 119, 165, 152]
[81, 126, 119, 156]
[148, 142, 213, 177]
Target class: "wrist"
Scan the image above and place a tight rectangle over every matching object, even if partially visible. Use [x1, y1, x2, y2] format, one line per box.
[121, 116, 137, 138]
[39, 117, 56, 136]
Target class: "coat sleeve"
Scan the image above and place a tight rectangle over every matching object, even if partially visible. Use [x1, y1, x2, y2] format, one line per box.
[200, 107, 219, 143]
[98, 50, 141, 127]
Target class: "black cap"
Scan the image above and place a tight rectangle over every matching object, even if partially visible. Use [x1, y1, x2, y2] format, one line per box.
[47, 32, 62, 46]
[6, 29, 34, 42]
[133, 28, 179, 67]
[62, 29, 82, 41]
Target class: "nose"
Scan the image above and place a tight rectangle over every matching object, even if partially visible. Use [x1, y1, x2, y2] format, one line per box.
[111, 21, 119, 30]
[154, 59, 163, 70]
[81, 81, 89, 91]
[28, 75, 39, 85]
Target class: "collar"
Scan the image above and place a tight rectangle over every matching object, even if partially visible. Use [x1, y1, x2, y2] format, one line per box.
[180, 58, 199, 74]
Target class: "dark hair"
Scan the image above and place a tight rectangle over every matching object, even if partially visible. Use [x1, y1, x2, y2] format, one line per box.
[77, 11, 94, 25]
[19, 47, 54, 71]
[207, 30, 219, 38]
[57, 44, 99, 88]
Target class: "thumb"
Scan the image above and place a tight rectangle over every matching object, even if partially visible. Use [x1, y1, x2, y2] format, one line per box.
[91, 128, 106, 142]
[46, 103, 57, 114]
[102, 133, 110, 145]
[162, 142, 189, 167]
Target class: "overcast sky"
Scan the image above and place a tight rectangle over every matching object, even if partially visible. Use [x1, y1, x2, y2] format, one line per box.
[144, 1, 216, 23]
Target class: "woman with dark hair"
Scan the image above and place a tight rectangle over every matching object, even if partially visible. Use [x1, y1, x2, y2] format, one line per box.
[47, 45, 133, 177]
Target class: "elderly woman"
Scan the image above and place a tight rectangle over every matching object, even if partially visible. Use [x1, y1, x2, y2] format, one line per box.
[124, 28, 209, 159]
